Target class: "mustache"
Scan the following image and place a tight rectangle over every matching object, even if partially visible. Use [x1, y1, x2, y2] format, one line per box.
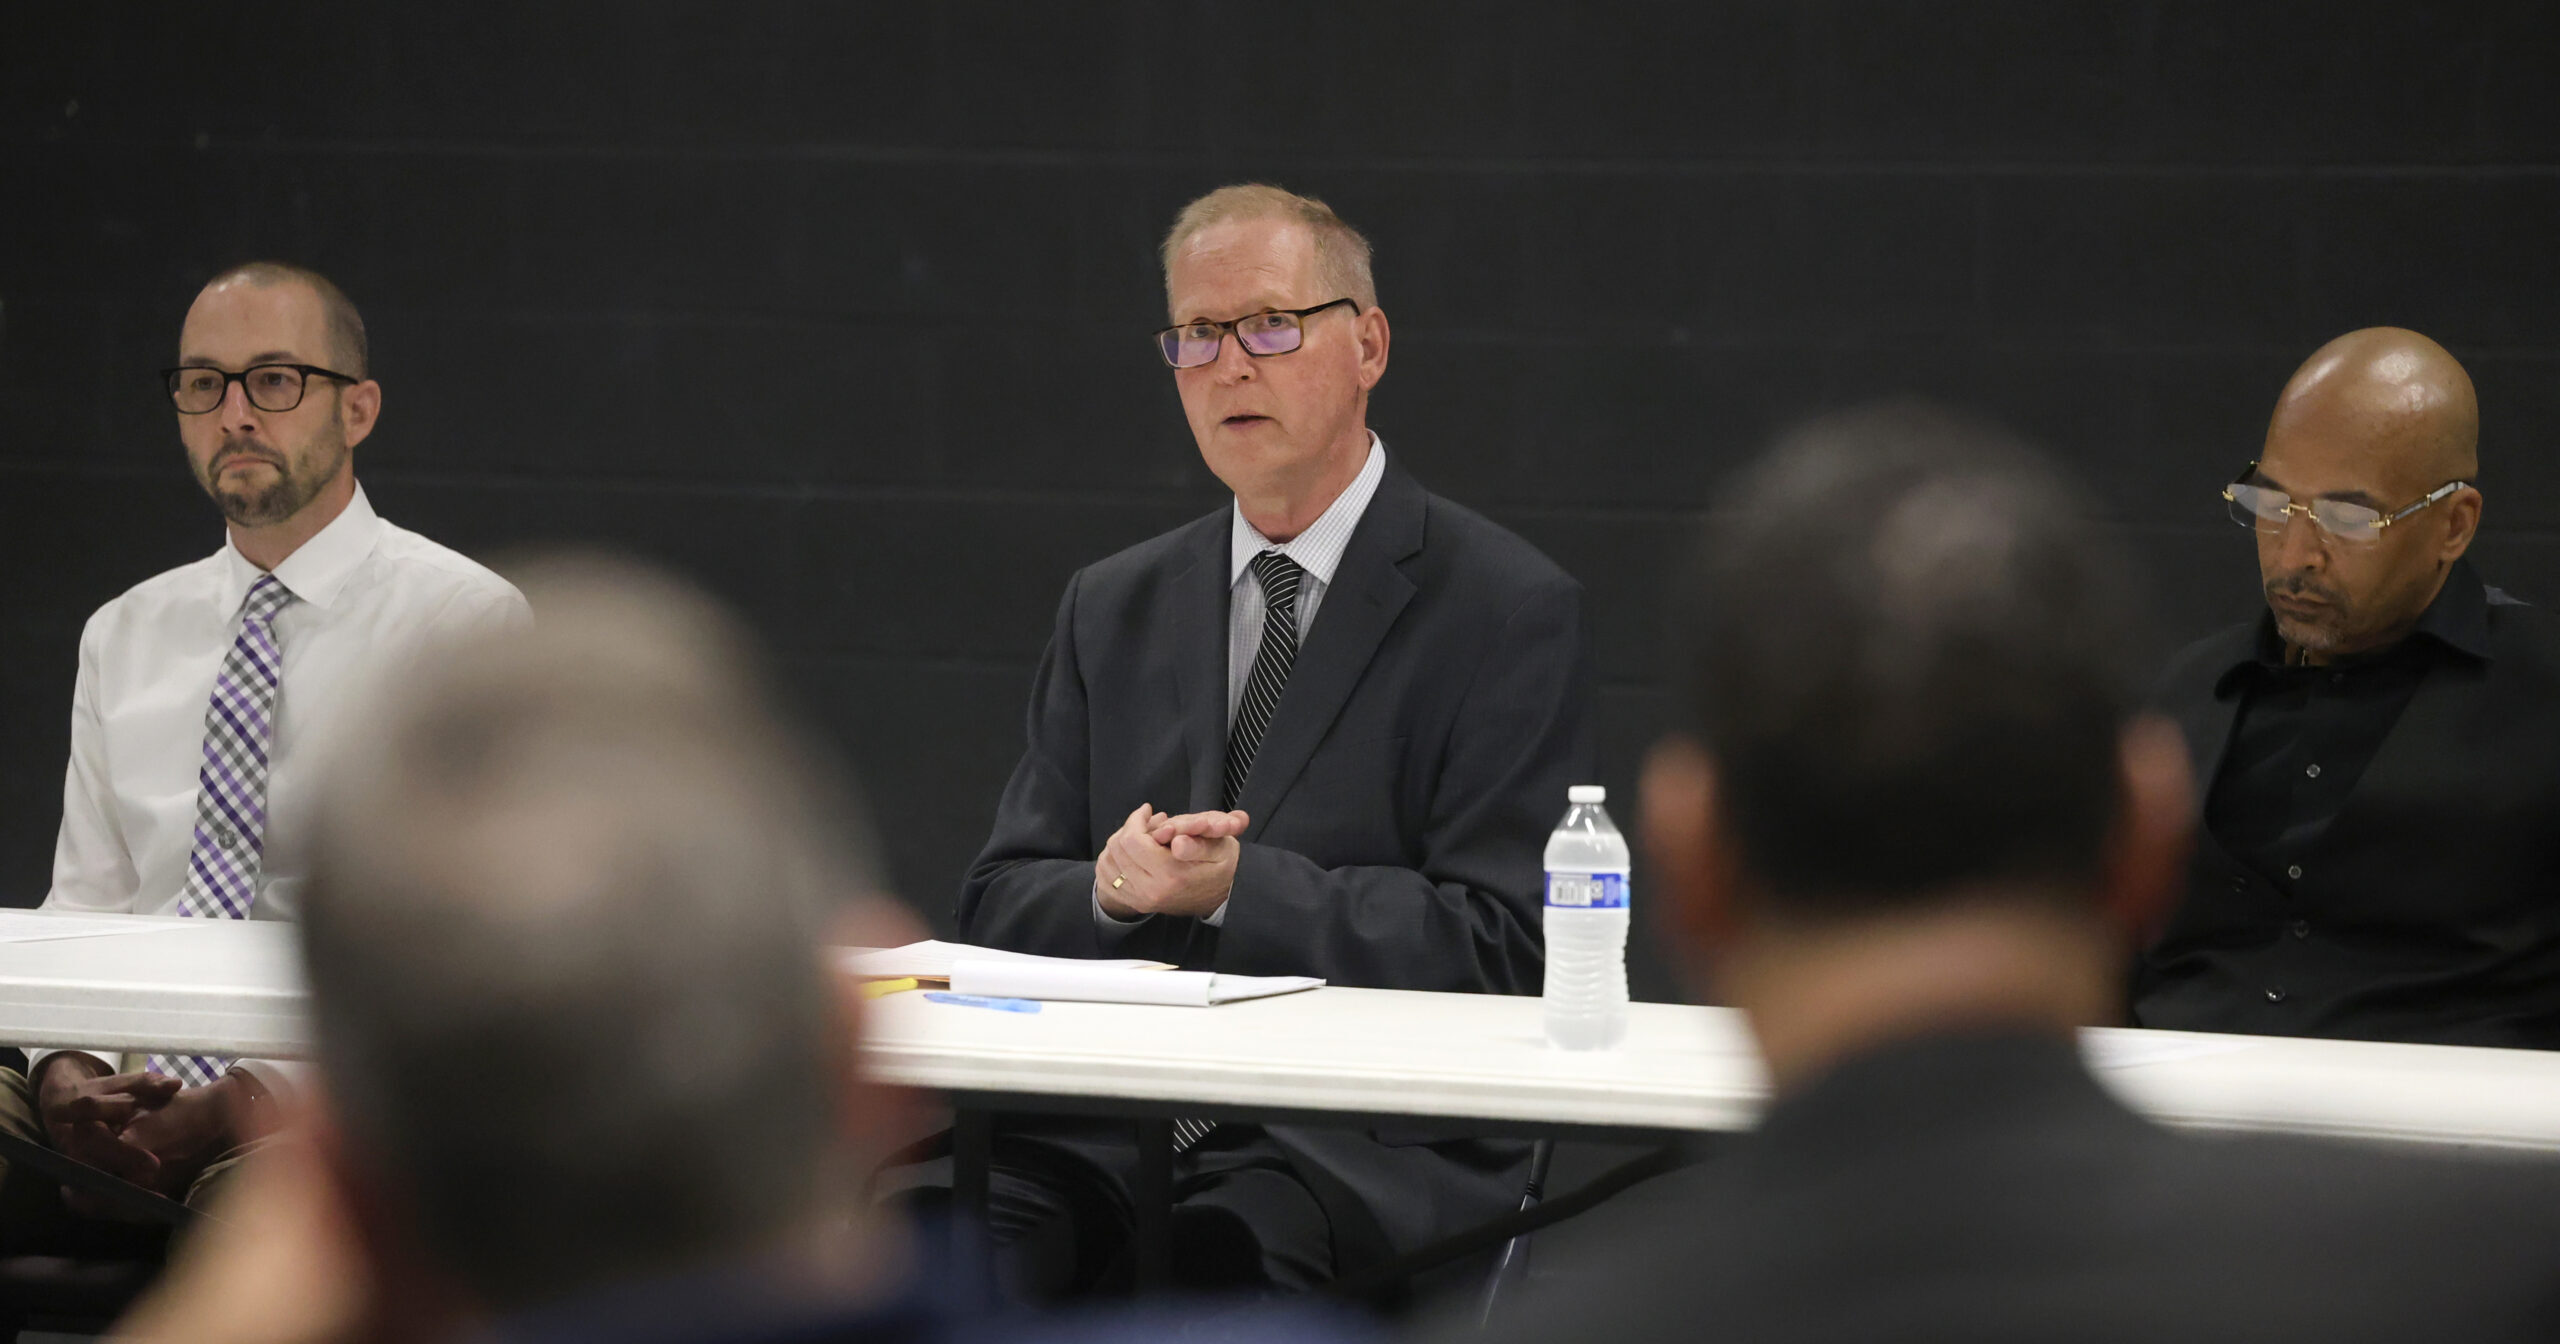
[210, 439, 285, 471]
[2265, 573, 2347, 606]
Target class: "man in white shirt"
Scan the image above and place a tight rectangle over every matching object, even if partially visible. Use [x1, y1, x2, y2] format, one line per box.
[2, 262, 525, 1238]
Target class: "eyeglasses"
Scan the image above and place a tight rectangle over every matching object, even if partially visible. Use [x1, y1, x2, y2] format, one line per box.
[1154, 298, 1358, 369]
[2222, 461, 2471, 544]
[163, 363, 360, 414]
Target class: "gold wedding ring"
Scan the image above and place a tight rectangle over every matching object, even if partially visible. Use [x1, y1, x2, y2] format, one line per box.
[1111, 874, 1126, 890]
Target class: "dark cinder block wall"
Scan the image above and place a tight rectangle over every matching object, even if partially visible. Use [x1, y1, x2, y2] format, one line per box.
[6, 4, 2557, 1000]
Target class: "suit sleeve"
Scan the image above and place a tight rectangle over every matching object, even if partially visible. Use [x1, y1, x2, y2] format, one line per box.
[1214, 577, 1592, 993]
[957, 572, 1120, 958]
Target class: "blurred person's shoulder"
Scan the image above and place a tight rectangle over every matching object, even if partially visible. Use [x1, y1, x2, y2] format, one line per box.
[1442, 1129, 2560, 1344]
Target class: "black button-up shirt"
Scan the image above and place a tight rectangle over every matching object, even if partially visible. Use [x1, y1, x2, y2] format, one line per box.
[2136, 559, 2560, 1049]
[2204, 569, 2493, 897]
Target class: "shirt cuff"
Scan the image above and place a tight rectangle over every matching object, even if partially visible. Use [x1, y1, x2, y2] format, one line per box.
[228, 1059, 311, 1103]
[1092, 878, 1150, 933]
[23, 1048, 107, 1081]
[1203, 898, 1229, 927]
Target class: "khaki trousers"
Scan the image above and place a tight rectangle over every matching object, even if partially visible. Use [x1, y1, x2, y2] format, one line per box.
[0, 1066, 252, 1256]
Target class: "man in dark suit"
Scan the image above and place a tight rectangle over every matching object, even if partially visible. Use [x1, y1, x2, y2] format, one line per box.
[944, 184, 1591, 1295]
[2133, 327, 2560, 1047]
[1449, 403, 2560, 1344]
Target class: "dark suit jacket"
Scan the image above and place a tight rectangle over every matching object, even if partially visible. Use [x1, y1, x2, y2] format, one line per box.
[2134, 577, 2560, 1047]
[1456, 1033, 2560, 1344]
[959, 453, 1593, 1258]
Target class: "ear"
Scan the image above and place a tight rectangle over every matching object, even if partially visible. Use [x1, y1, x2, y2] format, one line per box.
[2437, 485, 2482, 564]
[1354, 304, 1390, 392]
[340, 378, 383, 452]
[1640, 737, 1739, 976]
[2097, 716, 2196, 947]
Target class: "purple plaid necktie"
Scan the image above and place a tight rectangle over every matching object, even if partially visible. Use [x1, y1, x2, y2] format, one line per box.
[147, 574, 295, 1088]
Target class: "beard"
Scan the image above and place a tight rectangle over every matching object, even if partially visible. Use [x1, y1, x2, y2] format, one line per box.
[2264, 572, 2353, 653]
[198, 421, 347, 528]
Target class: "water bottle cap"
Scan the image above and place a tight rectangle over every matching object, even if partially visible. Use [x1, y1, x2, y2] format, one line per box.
[1568, 785, 1606, 804]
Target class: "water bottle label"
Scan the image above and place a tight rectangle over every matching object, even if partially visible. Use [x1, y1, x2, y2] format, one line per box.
[1546, 871, 1628, 909]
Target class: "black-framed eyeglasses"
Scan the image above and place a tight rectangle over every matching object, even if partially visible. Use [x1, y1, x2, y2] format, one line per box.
[1154, 298, 1358, 369]
[162, 363, 360, 415]
[2222, 460, 2472, 545]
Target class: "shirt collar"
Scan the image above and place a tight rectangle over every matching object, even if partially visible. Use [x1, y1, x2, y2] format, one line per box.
[2218, 557, 2493, 696]
[1229, 433, 1386, 588]
[217, 485, 383, 614]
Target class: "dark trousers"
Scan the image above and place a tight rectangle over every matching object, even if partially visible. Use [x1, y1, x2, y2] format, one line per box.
[880, 1115, 1335, 1302]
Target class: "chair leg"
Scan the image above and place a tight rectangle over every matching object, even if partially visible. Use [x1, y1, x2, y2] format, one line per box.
[1475, 1137, 1557, 1325]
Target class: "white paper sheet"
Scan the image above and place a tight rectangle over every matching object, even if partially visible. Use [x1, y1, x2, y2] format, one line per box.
[837, 940, 1170, 981]
[2081, 1028, 2263, 1070]
[0, 910, 175, 944]
[948, 958, 1323, 1007]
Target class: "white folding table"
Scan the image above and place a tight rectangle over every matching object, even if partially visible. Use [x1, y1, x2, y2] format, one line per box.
[12, 911, 2560, 1284]
[8, 912, 2560, 1150]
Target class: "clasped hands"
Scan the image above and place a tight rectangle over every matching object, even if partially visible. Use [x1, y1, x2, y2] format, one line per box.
[35, 1056, 269, 1212]
[1096, 803, 1247, 920]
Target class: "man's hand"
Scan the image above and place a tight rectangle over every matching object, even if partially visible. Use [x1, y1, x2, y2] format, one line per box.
[1097, 804, 1247, 920]
[37, 1057, 179, 1197]
[116, 1074, 252, 1194]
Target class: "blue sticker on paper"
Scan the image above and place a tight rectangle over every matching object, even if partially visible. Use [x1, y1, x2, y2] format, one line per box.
[1546, 871, 1628, 909]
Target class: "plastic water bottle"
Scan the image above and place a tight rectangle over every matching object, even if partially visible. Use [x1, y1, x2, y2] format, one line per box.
[1543, 785, 1630, 1050]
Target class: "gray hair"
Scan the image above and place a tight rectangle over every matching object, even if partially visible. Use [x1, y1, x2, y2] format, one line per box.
[300, 555, 880, 1310]
[1161, 183, 1378, 311]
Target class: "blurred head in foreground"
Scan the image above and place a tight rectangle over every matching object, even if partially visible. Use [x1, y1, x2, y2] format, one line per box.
[1641, 403, 2195, 1091]
[298, 555, 898, 1332]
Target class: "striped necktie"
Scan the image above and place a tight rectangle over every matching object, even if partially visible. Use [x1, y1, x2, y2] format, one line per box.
[1223, 550, 1305, 809]
[147, 575, 295, 1088]
[1178, 550, 1306, 1154]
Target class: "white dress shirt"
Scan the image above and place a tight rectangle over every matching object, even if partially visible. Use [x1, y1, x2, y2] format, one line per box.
[37, 486, 527, 1090]
[1097, 435, 1387, 933]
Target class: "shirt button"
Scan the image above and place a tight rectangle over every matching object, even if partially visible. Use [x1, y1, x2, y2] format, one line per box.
[2304, 763, 2323, 779]
[2265, 987, 2288, 1003]
[2286, 864, 2303, 880]
[2290, 919, 2311, 939]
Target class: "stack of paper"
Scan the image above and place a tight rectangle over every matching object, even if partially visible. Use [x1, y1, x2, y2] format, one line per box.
[837, 939, 1171, 985]
[949, 959, 1322, 1007]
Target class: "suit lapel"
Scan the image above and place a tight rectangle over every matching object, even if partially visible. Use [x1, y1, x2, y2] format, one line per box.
[1168, 516, 1233, 814]
[1231, 463, 1426, 834]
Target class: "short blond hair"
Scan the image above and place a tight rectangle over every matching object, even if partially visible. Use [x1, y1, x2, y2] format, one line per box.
[1161, 183, 1377, 312]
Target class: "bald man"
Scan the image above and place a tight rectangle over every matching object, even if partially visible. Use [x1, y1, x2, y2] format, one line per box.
[2134, 327, 2560, 1047]
[2, 262, 523, 1249]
